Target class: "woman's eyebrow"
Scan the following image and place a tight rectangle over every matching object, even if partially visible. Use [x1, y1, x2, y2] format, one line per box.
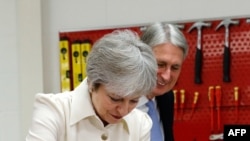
[108, 93, 122, 99]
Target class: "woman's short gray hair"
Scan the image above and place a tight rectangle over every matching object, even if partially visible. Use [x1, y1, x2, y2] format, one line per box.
[141, 22, 189, 58]
[87, 29, 157, 97]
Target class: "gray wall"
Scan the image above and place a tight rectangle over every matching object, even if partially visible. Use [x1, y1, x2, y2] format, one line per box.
[0, 0, 20, 140]
[0, 0, 42, 140]
[0, 0, 249, 140]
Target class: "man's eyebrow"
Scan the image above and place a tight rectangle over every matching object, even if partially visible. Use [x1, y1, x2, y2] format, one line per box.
[173, 63, 181, 66]
[157, 60, 166, 63]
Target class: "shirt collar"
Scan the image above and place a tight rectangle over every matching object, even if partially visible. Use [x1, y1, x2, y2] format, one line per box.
[70, 78, 131, 133]
[70, 78, 96, 125]
[138, 96, 149, 107]
[122, 110, 139, 134]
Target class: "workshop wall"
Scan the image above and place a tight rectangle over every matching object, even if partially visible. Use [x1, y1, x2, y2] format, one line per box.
[2, 1, 250, 141]
[42, 0, 250, 93]
[42, 1, 250, 138]
[173, 17, 250, 141]
[57, 17, 250, 141]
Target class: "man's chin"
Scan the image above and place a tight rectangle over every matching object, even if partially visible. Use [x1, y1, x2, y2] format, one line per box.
[154, 87, 171, 96]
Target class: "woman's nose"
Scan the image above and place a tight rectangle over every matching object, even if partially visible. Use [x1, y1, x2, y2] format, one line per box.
[117, 102, 129, 116]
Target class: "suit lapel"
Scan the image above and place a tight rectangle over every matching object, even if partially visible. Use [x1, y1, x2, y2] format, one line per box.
[156, 90, 174, 141]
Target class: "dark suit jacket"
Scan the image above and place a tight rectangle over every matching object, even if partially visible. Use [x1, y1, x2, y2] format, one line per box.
[156, 90, 174, 141]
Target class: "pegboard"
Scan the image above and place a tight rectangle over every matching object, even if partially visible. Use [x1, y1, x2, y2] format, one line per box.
[173, 18, 250, 141]
[59, 27, 141, 46]
[59, 27, 141, 91]
[58, 18, 250, 141]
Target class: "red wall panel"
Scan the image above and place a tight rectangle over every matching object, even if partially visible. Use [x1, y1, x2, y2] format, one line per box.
[59, 18, 250, 141]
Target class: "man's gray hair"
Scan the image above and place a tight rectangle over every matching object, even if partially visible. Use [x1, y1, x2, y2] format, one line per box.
[141, 23, 189, 58]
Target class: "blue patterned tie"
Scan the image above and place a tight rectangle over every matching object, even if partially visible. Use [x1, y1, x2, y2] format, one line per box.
[146, 100, 163, 141]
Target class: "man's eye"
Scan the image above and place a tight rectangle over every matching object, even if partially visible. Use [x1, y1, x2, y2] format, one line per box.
[172, 65, 180, 71]
[158, 63, 165, 68]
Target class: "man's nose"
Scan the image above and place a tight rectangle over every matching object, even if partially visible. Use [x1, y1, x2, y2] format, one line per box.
[160, 67, 171, 81]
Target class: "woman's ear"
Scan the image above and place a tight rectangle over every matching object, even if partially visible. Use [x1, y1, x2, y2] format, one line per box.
[89, 87, 93, 93]
[87, 78, 90, 85]
[88, 84, 93, 93]
[87, 79, 93, 93]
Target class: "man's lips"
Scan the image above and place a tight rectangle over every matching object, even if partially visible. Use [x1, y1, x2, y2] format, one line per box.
[157, 80, 166, 86]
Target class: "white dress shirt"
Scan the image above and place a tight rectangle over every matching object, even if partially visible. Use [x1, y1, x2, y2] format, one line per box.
[26, 78, 152, 141]
[137, 96, 165, 140]
[137, 96, 150, 113]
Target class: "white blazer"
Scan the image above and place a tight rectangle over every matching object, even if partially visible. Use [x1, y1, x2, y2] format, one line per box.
[26, 78, 152, 141]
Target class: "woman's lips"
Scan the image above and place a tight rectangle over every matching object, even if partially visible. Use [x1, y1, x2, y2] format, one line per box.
[111, 114, 122, 119]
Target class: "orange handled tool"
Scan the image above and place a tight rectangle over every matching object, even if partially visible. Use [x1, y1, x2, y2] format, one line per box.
[208, 86, 215, 133]
[215, 86, 222, 132]
[173, 90, 178, 120]
[189, 91, 199, 120]
[180, 89, 185, 120]
[234, 86, 239, 122]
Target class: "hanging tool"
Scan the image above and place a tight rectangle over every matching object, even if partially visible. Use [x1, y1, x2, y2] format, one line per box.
[209, 86, 223, 141]
[174, 24, 185, 30]
[215, 18, 239, 82]
[59, 37, 71, 92]
[234, 86, 239, 122]
[209, 133, 223, 140]
[215, 85, 222, 133]
[189, 91, 199, 120]
[180, 89, 185, 120]
[208, 86, 215, 133]
[246, 19, 250, 23]
[81, 39, 92, 80]
[173, 89, 178, 120]
[188, 21, 211, 84]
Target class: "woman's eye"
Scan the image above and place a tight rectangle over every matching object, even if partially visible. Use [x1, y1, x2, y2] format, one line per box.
[130, 100, 139, 104]
[110, 96, 121, 102]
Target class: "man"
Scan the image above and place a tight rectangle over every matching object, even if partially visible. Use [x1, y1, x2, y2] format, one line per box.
[137, 22, 189, 141]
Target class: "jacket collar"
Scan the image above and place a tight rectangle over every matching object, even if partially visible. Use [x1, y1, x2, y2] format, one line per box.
[70, 78, 95, 125]
[69, 78, 131, 133]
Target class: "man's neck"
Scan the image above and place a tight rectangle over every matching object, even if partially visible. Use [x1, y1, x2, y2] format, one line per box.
[147, 93, 155, 100]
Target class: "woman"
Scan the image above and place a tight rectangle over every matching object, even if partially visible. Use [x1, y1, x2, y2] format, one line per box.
[26, 29, 157, 141]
